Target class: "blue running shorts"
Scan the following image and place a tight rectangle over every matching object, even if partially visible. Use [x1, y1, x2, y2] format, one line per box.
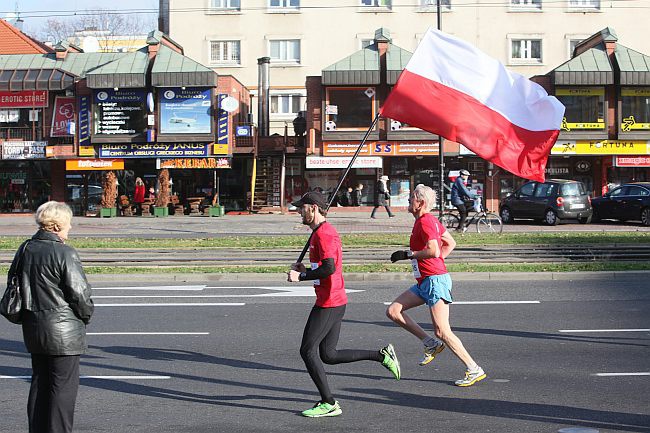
[409, 273, 453, 307]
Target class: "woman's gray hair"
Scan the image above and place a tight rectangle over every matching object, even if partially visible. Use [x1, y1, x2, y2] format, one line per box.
[35, 201, 73, 232]
[413, 184, 437, 211]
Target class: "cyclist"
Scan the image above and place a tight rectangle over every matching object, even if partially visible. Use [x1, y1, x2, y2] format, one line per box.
[451, 169, 472, 232]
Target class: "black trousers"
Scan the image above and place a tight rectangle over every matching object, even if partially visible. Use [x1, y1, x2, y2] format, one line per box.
[300, 305, 383, 404]
[371, 205, 394, 218]
[28, 354, 80, 433]
[456, 203, 468, 230]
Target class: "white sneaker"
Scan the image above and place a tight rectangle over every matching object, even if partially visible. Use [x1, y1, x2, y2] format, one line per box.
[455, 366, 486, 387]
[419, 342, 445, 366]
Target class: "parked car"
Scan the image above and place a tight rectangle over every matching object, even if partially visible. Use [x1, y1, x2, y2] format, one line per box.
[499, 179, 592, 225]
[591, 182, 650, 226]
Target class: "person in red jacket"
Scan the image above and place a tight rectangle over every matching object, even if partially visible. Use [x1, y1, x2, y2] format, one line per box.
[287, 191, 400, 418]
[133, 177, 145, 215]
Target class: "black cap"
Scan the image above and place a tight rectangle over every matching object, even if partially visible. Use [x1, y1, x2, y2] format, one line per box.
[292, 191, 327, 208]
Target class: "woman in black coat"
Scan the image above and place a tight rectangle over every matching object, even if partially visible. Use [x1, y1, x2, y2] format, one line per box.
[8, 201, 94, 433]
[371, 175, 395, 218]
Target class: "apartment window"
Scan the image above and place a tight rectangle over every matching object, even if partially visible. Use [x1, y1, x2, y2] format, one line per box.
[511, 39, 542, 62]
[269, 0, 299, 8]
[210, 0, 241, 9]
[361, 0, 392, 8]
[556, 87, 605, 131]
[326, 87, 375, 130]
[271, 95, 302, 115]
[620, 87, 650, 132]
[210, 40, 241, 65]
[269, 40, 300, 63]
[510, 0, 541, 9]
[568, 0, 599, 9]
[420, 0, 451, 10]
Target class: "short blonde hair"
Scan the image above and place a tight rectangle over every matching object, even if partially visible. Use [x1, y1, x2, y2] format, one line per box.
[35, 201, 73, 232]
[412, 184, 437, 211]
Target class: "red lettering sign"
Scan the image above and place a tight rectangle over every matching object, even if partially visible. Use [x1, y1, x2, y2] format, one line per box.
[51, 97, 75, 137]
[0, 90, 48, 108]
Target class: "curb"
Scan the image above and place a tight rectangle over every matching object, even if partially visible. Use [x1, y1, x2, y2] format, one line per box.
[86, 270, 650, 285]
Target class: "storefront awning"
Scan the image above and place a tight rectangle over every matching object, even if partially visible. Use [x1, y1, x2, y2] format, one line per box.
[386, 45, 412, 85]
[151, 45, 217, 87]
[86, 49, 150, 89]
[0, 68, 76, 91]
[615, 45, 650, 85]
[322, 45, 380, 85]
[552, 44, 614, 85]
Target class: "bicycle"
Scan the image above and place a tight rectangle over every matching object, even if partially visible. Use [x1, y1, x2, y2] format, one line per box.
[440, 197, 503, 234]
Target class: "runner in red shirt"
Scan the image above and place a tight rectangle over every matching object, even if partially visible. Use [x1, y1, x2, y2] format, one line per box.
[287, 191, 400, 418]
[385, 184, 486, 387]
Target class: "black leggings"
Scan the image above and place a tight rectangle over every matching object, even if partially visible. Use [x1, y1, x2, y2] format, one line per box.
[456, 203, 468, 229]
[300, 305, 383, 404]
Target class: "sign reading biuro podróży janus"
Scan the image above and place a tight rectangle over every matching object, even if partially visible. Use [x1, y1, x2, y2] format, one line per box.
[93, 89, 147, 135]
[159, 88, 212, 134]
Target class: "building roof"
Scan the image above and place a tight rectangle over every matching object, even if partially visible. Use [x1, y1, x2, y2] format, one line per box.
[552, 43, 614, 85]
[86, 48, 150, 88]
[0, 19, 52, 54]
[151, 45, 217, 87]
[615, 45, 650, 85]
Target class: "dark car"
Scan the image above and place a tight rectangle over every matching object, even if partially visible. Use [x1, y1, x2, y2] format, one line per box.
[499, 179, 592, 225]
[591, 182, 650, 226]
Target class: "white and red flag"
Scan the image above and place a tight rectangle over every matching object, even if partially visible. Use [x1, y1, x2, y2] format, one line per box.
[380, 28, 565, 182]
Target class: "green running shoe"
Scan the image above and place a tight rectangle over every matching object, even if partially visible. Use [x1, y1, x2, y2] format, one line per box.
[301, 401, 342, 418]
[380, 344, 401, 380]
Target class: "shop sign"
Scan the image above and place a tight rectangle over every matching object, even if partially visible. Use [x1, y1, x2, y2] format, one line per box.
[323, 142, 372, 156]
[66, 159, 125, 171]
[0, 110, 19, 122]
[46, 145, 75, 158]
[306, 156, 383, 169]
[212, 143, 229, 155]
[323, 141, 440, 157]
[0, 90, 48, 108]
[157, 157, 231, 169]
[236, 125, 251, 137]
[99, 143, 210, 158]
[0, 171, 26, 180]
[93, 89, 146, 135]
[621, 88, 650, 130]
[79, 145, 95, 157]
[78, 96, 90, 145]
[1, 141, 46, 159]
[159, 88, 212, 134]
[545, 167, 570, 175]
[621, 115, 650, 131]
[575, 160, 591, 173]
[394, 142, 439, 156]
[551, 140, 650, 155]
[51, 96, 75, 137]
[614, 156, 650, 167]
[216, 94, 228, 144]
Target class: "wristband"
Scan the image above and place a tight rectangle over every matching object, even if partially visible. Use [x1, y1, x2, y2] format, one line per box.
[407, 250, 414, 259]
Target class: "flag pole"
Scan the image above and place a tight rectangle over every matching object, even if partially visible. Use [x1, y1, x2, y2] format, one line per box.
[296, 112, 380, 263]
[437, 0, 445, 217]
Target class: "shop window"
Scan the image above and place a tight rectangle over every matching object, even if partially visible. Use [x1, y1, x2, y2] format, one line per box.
[269, 40, 300, 63]
[210, 40, 241, 65]
[556, 87, 605, 131]
[620, 87, 650, 132]
[326, 87, 375, 130]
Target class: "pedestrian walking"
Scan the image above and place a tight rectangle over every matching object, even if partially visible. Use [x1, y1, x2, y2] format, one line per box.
[451, 169, 472, 232]
[287, 191, 401, 417]
[386, 184, 486, 387]
[7, 201, 94, 433]
[371, 175, 394, 218]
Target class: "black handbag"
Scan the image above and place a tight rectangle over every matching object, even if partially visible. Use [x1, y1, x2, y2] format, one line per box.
[1, 242, 29, 324]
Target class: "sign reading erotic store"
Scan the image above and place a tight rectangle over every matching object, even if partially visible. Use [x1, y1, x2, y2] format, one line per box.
[93, 89, 147, 136]
[0, 90, 48, 108]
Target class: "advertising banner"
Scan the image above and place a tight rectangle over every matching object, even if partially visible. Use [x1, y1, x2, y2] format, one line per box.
[2, 141, 47, 159]
[46, 145, 75, 158]
[159, 88, 212, 134]
[306, 156, 383, 169]
[66, 159, 125, 170]
[552, 140, 650, 155]
[323, 141, 441, 157]
[157, 157, 231, 169]
[99, 143, 210, 158]
[93, 89, 146, 135]
[614, 156, 650, 167]
[78, 96, 90, 145]
[217, 94, 228, 144]
[0, 90, 48, 108]
[51, 96, 75, 137]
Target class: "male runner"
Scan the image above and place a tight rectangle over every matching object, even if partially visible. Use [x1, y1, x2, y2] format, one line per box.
[287, 191, 400, 417]
[385, 184, 486, 387]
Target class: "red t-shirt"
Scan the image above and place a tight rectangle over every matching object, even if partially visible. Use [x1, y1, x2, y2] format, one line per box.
[309, 222, 347, 308]
[409, 213, 448, 283]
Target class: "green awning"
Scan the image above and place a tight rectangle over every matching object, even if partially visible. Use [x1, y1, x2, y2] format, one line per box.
[86, 48, 150, 88]
[615, 45, 650, 85]
[151, 45, 217, 87]
[552, 43, 613, 85]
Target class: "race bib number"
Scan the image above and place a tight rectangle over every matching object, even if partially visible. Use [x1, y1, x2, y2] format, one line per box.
[411, 259, 421, 279]
[311, 262, 320, 286]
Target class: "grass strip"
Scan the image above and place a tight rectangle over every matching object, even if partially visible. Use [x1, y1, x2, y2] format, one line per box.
[2, 262, 648, 275]
[1, 231, 649, 250]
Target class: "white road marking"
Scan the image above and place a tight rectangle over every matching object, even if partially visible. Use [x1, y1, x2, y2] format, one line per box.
[383, 300, 540, 305]
[94, 303, 245, 307]
[87, 332, 210, 335]
[559, 329, 650, 333]
[93, 286, 206, 291]
[591, 372, 650, 377]
[93, 287, 362, 298]
[1, 375, 171, 380]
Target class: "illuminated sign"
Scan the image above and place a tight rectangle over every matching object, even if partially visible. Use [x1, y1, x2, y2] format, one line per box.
[66, 159, 125, 170]
[552, 140, 650, 155]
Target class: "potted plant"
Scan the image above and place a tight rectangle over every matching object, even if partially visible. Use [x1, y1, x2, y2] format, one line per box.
[99, 171, 118, 218]
[153, 169, 170, 217]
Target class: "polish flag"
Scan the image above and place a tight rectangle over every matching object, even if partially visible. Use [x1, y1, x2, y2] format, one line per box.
[380, 28, 565, 182]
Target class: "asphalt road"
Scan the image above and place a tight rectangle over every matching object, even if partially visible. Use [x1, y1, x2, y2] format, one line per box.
[1, 274, 648, 432]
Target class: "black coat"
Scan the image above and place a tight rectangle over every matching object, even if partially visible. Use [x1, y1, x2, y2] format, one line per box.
[374, 180, 390, 206]
[9, 230, 94, 355]
[352, 189, 362, 206]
